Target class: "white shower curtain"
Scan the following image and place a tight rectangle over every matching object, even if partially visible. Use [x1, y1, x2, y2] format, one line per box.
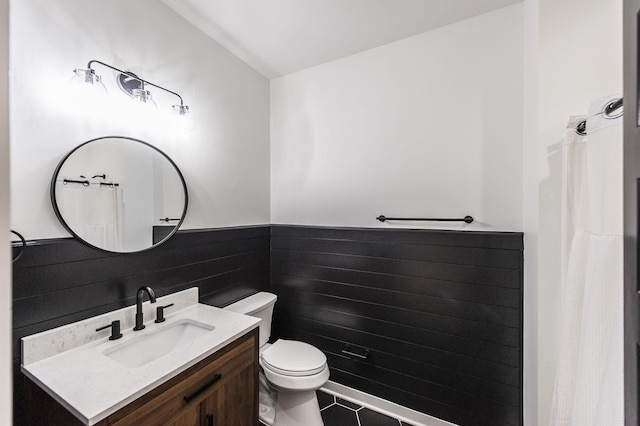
[57, 183, 124, 251]
[550, 95, 623, 426]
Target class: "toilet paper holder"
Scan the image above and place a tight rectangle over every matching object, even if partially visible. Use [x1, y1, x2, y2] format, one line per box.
[341, 344, 370, 360]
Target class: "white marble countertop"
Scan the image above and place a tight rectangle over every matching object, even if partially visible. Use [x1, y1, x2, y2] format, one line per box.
[21, 288, 260, 425]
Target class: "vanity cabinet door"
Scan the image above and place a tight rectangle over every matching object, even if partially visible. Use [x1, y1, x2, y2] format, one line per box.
[105, 329, 257, 426]
[166, 407, 201, 426]
[199, 392, 218, 426]
[201, 362, 256, 425]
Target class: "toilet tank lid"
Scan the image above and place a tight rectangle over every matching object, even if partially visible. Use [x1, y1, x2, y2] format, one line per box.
[224, 292, 277, 315]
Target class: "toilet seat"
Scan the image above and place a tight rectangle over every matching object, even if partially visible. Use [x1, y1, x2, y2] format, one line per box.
[261, 339, 327, 377]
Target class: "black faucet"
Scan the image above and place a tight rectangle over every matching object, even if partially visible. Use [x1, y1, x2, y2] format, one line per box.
[133, 286, 157, 331]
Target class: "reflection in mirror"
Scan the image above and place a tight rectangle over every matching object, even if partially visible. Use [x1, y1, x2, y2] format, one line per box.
[51, 137, 188, 253]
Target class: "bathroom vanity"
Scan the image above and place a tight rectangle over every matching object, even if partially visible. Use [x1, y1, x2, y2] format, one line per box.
[20, 288, 260, 425]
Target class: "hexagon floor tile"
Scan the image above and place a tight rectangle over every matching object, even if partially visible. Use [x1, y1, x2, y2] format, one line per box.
[260, 390, 417, 425]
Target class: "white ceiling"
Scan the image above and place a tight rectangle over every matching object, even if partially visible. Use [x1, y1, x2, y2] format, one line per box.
[161, 0, 523, 79]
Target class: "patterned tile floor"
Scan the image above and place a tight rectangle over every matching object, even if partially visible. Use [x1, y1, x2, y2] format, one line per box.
[317, 390, 413, 426]
[260, 390, 414, 425]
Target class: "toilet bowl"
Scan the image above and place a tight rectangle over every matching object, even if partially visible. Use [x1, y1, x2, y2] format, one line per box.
[224, 292, 329, 426]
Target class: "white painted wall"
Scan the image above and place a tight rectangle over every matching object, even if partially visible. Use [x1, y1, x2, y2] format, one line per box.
[271, 5, 524, 231]
[10, 0, 270, 241]
[522, 1, 539, 423]
[6, 2, 624, 425]
[536, 0, 622, 424]
[0, 0, 11, 422]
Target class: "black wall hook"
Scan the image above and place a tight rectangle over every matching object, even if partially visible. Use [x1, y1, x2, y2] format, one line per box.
[10, 230, 26, 262]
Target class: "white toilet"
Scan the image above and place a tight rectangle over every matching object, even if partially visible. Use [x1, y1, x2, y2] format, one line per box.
[224, 292, 329, 426]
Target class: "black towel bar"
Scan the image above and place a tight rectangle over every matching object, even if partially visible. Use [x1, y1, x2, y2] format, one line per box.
[376, 215, 473, 224]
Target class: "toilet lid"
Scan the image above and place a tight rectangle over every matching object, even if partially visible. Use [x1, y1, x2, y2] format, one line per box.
[261, 339, 327, 377]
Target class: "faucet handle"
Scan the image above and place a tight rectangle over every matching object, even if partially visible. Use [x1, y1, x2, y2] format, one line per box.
[155, 303, 174, 323]
[96, 320, 123, 340]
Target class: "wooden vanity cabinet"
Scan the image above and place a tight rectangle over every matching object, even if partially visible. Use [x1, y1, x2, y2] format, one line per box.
[103, 329, 258, 426]
[24, 329, 258, 426]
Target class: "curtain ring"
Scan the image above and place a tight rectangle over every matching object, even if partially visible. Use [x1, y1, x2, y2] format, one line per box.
[603, 98, 623, 119]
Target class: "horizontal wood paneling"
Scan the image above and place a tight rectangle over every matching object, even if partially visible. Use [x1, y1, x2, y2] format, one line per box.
[271, 225, 523, 249]
[270, 225, 523, 426]
[277, 293, 520, 366]
[13, 224, 523, 426]
[299, 331, 519, 406]
[12, 226, 270, 425]
[270, 268, 520, 325]
[272, 248, 520, 288]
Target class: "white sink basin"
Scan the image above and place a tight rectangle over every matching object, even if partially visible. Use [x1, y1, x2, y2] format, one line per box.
[104, 319, 215, 368]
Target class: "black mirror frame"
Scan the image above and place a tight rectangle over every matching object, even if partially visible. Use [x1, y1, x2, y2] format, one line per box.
[50, 136, 189, 254]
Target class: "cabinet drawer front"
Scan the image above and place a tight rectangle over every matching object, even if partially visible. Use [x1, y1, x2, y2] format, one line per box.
[108, 332, 256, 426]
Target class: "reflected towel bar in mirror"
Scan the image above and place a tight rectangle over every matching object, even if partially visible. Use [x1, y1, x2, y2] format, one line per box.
[61, 179, 119, 187]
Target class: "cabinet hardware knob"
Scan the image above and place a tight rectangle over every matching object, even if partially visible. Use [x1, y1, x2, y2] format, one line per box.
[183, 373, 222, 403]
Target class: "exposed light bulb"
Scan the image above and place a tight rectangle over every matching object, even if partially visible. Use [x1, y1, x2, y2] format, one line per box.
[122, 88, 158, 128]
[171, 104, 194, 132]
[73, 68, 104, 86]
[69, 68, 107, 100]
[131, 88, 157, 107]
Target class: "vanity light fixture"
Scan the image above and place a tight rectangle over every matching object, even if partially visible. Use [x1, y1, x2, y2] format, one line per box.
[72, 59, 190, 119]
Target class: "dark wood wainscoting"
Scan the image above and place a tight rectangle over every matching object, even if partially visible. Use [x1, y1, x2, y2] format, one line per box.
[270, 225, 524, 426]
[13, 224, 523, 426]
[12, 225, 270, 425]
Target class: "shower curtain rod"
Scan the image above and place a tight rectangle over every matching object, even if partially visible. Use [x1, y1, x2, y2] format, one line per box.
[575, 97, 623, 135]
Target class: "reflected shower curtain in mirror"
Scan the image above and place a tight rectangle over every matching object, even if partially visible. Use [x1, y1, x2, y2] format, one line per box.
[56, 183, 124, 251]
[550, 95, 623, 426]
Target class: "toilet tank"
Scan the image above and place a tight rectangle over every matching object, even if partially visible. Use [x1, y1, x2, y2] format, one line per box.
[224, 292, 277, 347]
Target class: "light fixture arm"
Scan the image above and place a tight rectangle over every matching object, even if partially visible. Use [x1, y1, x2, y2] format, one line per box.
[87, 59, 185, 106]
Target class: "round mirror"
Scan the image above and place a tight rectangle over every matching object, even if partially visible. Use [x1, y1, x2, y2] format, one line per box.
[51, 136, 188, 253]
